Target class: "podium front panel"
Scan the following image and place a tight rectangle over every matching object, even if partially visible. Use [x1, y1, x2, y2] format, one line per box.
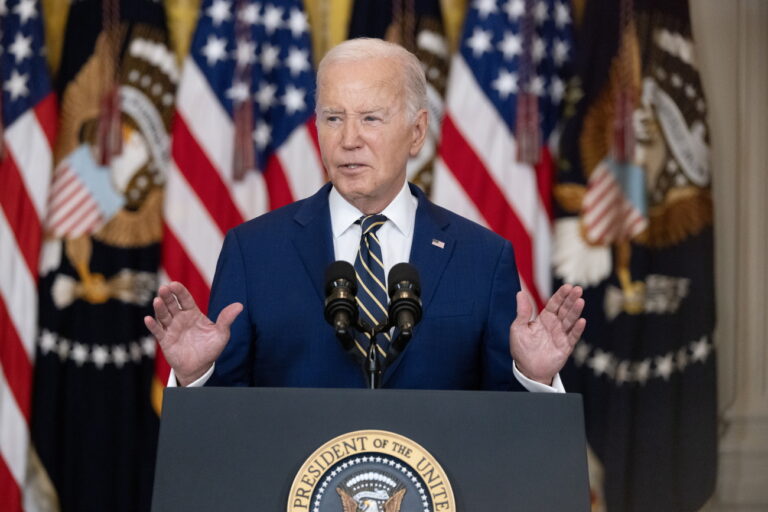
[152, 387, 589, 511]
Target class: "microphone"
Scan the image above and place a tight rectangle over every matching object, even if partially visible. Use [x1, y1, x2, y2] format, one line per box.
[324, 261, 358, 354]
[387, 263, 422, 359]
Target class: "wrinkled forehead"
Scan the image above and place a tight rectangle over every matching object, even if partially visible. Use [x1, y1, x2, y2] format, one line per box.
[316, 58, 406, 111]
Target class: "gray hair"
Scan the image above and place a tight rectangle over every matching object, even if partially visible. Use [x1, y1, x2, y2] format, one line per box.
[316, 38, 428, 121]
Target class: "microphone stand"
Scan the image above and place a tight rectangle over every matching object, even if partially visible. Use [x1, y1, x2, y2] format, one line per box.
[360, 321, 390, 389]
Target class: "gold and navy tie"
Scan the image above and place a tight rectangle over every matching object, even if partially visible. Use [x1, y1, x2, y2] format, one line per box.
[353, 214, 390, 362]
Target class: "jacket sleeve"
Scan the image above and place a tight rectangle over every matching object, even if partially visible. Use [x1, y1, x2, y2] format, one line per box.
[482, 240, 526, 391]
[205, 229, 255, 386]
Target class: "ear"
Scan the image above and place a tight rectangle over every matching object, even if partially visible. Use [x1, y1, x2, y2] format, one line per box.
[408, 108, 429, 157]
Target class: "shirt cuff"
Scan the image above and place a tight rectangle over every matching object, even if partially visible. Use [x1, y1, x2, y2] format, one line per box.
[512, 362, 565, 393]
[167, 364, 216, 388]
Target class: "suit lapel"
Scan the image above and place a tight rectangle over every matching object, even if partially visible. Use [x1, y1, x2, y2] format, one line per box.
[291, 183, 335, 302]
[384, 185, 455, 384]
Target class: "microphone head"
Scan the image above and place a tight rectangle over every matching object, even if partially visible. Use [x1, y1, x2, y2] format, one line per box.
[325, 261, 357, 295]
[387, 262, 420, 297]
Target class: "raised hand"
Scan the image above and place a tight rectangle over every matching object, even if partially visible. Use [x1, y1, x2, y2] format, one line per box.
[144, 281, 243, 386]
[509, 284, 586, 386]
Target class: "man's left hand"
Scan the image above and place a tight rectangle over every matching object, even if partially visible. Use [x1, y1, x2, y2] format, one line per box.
[509, 284, 586, 386]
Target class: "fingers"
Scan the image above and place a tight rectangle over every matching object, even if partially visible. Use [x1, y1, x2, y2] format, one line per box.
[512, 290, 534, 328]
[152, 296, 174, 329]
[144, 315, 165, 342]
[158, 284, 182, 320]
[152, 281, 199, 328]
[169, 281, 198, 312]
[568, 318, 587, 346]
[216, 302, 243, 330]
[543, 283, 572, 315]
[556, 286, 581, 320]
[560, 296, 585, 334]
[544, 285, 584, 330]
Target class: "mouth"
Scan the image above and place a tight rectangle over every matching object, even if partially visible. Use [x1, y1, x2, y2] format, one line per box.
[337, 163, 368, 171]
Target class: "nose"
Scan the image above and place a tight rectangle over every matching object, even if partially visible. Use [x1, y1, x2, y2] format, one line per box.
[341, 118, 362, 150]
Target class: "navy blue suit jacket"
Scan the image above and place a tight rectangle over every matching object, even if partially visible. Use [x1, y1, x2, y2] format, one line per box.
[206, 183, 524, 391]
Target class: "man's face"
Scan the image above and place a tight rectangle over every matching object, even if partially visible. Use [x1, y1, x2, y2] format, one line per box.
[316, 57, 427, 214]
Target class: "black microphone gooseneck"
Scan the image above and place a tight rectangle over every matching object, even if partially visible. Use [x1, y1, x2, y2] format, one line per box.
[387, 263, 423, 361]
[324, 261, 423, 388]
[323, 261, 358, 355]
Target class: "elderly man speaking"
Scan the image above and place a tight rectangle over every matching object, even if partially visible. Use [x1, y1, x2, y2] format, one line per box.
[144, 38, 585, 392]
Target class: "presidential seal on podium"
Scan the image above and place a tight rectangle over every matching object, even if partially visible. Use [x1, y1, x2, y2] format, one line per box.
[288, 430, 455, 512]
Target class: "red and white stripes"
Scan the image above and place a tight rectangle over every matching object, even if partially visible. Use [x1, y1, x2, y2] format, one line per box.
[46, 162, 103, 239]
[582, 160, 647, 245]
[0, 95, 56, 512]
[433, 56, 553, 309]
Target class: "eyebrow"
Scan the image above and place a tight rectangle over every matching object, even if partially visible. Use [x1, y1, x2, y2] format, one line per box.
[318, 107, 388, 115]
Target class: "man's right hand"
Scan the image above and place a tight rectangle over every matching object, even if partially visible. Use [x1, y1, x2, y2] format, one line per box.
[144, 281, 243, 387]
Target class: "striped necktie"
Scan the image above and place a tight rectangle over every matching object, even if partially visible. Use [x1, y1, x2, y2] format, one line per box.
[353, 214, 390, 362]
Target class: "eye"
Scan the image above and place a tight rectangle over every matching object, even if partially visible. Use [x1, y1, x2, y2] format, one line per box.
[363, 115, 381, 124]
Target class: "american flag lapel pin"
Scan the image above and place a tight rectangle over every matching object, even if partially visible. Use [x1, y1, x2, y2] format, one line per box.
[431, 239, 445, 249]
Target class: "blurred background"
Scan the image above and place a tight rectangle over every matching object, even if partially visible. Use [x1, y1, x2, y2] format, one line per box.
[0, 0, 765, 510]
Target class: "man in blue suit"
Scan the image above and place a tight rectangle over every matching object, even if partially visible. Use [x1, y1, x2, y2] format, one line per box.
[145, 38, 585, 392]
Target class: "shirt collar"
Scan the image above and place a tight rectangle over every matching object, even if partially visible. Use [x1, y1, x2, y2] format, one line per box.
[329, 180, 417, 239]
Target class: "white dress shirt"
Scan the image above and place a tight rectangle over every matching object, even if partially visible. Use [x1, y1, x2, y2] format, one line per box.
[170, 180, 563, 393]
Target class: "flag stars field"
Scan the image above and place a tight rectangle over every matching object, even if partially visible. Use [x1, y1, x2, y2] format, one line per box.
[3, 69, 29, 100]
[238, 3, 259, 25]
[260, 43, 280, 71]
[13, 0, 37, 24]
[226, 80, 250, 103]
[262, 4, 284, 34]
[533, 0, 549, 24]
[201, 35, 228, 66]
[473, 0, 498, 19]
[234, 39, 257, 68]
[9, 33, 33, 62]
[466, 27, 493, 57]
[498, 31, 522, 60]
[492, 69, 518, 99]
[549, 77, 565, 103]
[532, 36, 546, 63]
[206, 0, 231, 26]
[282, 85, 306, 114]
[504, 0, 525, 20]
[553, 38, 569, 66]
[554, 1, 571, 28]
[255, 82, 277, 110]
[286, 47, 310, 76]
[286, 8, 309, 37]
[253, 121, 271, 149]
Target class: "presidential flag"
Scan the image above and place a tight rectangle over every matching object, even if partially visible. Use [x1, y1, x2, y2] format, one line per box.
[555, 0, 717, 509]
[432, 0, 574, 309]
[0, 0, 57, 510]
[32, 1, 172, 510]
[157, 0, 325, 401]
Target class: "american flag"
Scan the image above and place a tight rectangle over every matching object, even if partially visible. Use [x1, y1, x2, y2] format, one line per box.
[0, 0, 56, 510]
[432, 0, 573, 308]
[156, 0, 324, 397]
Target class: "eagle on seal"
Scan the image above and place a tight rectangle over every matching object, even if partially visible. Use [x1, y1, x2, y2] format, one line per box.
[336, 487, 406, 512]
